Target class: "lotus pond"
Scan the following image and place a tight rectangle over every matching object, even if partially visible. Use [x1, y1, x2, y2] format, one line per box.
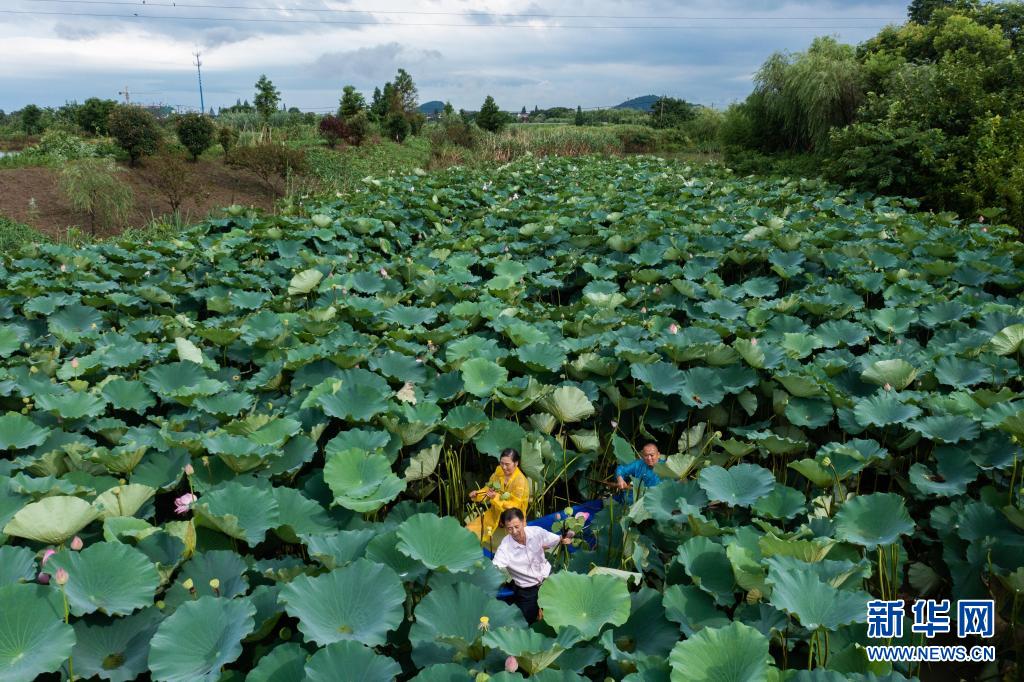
[1, 155, 1023, 681]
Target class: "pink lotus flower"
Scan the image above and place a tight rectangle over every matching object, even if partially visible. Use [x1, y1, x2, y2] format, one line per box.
[575, 511, 590, 521]
[70, 536, 83, 551]
[184, 463, 195, 476]
[60, 264, 66, 272]
[174, 493, 198, 515]
[750, 337, 758, 346]
[982, 227, 988, 233]
[41, 548, 56, 566]
[641, 307, 647, 314]
[505, 656, 519, 673]
[884, 383, 892, 391]
[70, 358, 79, 369]
[55, 568, 69, 586]
[37, 572, 50, 585]
[668, 323, 679, 334]
[379, 268, 389, 279]
[610, 420, 618, 429]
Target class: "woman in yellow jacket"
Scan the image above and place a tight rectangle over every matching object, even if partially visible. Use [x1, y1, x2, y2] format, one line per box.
[467, 448, 529, 546]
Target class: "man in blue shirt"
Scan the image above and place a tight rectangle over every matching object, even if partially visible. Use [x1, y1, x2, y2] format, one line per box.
[615, 442, 662, 493]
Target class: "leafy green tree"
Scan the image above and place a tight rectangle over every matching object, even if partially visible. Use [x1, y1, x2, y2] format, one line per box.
[77, 98, 116, 136]
[443, 101, 455, 117]
[574, 105, 584, 126]
[476, 95, 506, 132]
[217, 126, 238, 154]
[107, 105, 161, 166]
[908, 0, 977, 24]
[59, 157, 134, 235]
[392, 68, 419, 113]
[21, 104, 42, 135]
[383, 111, 411, 142]
[253, 75, 281, 121]
[650, 97, 697, 129]
[339, 86, 366, 118]
[369, 87, 384, 121]
[175, 112, 215, 161]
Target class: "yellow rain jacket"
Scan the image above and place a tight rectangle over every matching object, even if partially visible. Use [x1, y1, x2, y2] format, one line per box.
[466, 465, 530, 544]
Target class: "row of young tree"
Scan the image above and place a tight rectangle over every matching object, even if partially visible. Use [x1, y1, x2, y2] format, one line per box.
[722, 0, 1024, 225]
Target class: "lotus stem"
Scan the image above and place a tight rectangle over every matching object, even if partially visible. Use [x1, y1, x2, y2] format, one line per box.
[877, 546, 887, 600]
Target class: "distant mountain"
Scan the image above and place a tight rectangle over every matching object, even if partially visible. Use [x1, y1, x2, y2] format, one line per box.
[418, 100, 445, 115]
[614, 95, 660, 112]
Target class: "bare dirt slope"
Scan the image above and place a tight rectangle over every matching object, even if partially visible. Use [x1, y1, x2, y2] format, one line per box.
[0, 160, 275, 238]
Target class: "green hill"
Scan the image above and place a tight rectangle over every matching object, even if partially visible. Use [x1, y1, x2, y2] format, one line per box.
[418, 100, 445, 115]
[614, 95, 660, 112]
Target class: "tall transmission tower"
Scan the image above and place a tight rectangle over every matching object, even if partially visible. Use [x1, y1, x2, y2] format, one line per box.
[193, 50, 205, 113]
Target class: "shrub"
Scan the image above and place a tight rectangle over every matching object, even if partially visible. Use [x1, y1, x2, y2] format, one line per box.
[21, 129, 97, 163]
[383, 113, 411, 142]
[319, 115, 347, 148]
[21, 104, 43, 135]
[226, 143, 307, 196]
[345, 111, 370, 146]
[615, 127, 657, 153]
[59, 157, 134, 235]
[139, 151, 205, 213]
[77, 98, 117, 136]
[218, 126, 238, 154]
[476, 96, 506, 133]
[107, 105, 161, 166]
[428, 115, 479, 150]
[176, 113, 216, 161]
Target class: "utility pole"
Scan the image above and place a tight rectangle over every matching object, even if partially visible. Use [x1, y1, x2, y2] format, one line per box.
[193, 50, 205, 114]
[119, 86, 131, 104]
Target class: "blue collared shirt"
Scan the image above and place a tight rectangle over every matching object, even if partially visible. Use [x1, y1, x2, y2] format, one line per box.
[615, 459, 661, 488]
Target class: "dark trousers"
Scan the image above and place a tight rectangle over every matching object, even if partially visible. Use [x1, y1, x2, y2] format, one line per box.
[502, 583, 540, 624]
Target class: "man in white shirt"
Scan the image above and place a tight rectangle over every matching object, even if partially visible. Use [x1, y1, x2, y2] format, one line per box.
[491, 507, 572, 623]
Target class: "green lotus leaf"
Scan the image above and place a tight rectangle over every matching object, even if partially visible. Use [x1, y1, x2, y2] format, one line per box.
[605, 586, 682, 660]
[148, 596, 256, 682]
[100, 376, 157, 409]
[174, 337, 204, 364]
[272, 487, 335, 541]
[676, 537, 736, 606]
[4, 495, 99, 544]
[852, 393, 922, 427]
[179, 550, 249, 600]
[473, 418, 527, 457]
[630, 361, 687, 396]
[325, 428, 397, 461]
[678, 367, 727, 407]
[193, 392, 253, 416]
[324, 447, 405, 512]
[396, 513, 485, 572]
[278, 558, 405, 647]
[0, 583, 77, 682]
[47, 542, 159, 616]
[411, 664, 476, 681]
[192, 482, 280, 546]
[305, 640, 401, 682]
[538, 571, 631, 639]
[933, 356, 991, 388]
[989, 324, 1024, 355]
[49, 304, 104, 342]
[0, 324, 28, 358]
[906, 415, 980, 444]
[409, 582, 526, 656]
[669, 621, 769, 682]
[288, 268, 323, 295]
[909, 445, 979, 497]
[752, 484, 806, 520]
[0, 412, 52, 450]
[870, 307, 917, 334]
[517, 343, 567, 372]
[303, 529, 376, 569]
[244, 643, 307, 682]
[92, 484, 156, 520]
[382, 304, 437, 327]
[766, 567, 869, 630]
[784, 397, 834, 428]
[495, 376, 549, 412]
[442, 405, 490, 441]
[71, 607, 162, 682]
[318, 369, 392, 422]
[142, 362, 225, 401]
[461, 357, 509, 397]
[34, 390, 108, 420]
[834, 492, 915, 549]
[538, 385, 595, 423]
[861, 359, 917, 390]
[0, 546, 36, 586]
[698, 464, 775, 508]
[365, 529, 429, 582]
[483, 626, 583, 675]
[404, 442, 442, 481]
[662, 584, 730, 636]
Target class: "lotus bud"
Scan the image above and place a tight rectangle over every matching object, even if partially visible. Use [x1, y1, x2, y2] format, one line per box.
[821, 457, 832, 468]
[37, 572, 50, 584]
[883, 383, 892, 391]
[478, 616, 490, 631]
[610, 420, 618, 429]
[750, 337, 758, 346]
[55, 568, 69, 586]
[70, 358, 79, 369]
[746, 588, 763, 604]
[184, 463, 195, 476]
[70, 536, 83, 551]
[41, 548, 56, 565]
[60, 263, 67, 272]
[505, 656, 519, 673]
[668, 323, 679, 334]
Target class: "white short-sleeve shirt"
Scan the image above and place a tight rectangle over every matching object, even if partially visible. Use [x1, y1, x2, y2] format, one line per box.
[491, 526, 562, 588]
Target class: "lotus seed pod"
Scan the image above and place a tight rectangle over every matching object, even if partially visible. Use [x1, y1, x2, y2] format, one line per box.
[821, 457, 832, 468]
[182, 578, 194, 590]
[279, 627, 292, 640]
[746, 588, 763, 604]
[209, 578, 220, 590]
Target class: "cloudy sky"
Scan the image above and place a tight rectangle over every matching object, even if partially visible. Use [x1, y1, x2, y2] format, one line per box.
[0, 0, 911, 113]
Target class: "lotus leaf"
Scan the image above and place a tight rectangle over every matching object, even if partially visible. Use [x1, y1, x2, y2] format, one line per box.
[47, 542, 159, 616]
[396, 513, 486, 572]
[668, 621, 769, 682]
[324, 447, 405, 512]
[766, 566, 869, 630]
[71, 607, 162, 682]
[0, 412, 51, 450]
[538, 571, 631, 639]
[0, 583, 77, 681]
[305, 640, 401, 682]
[483, 625, 583, 674]
[148, 596, 255, 682]
[4, 495, 98, 544]
[698, 464, 775, 508]
[192, 482, 280, 545]
[279, 558, 404, 646]
[834, 492, 915, 549]
[461, 357, 509, 397]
